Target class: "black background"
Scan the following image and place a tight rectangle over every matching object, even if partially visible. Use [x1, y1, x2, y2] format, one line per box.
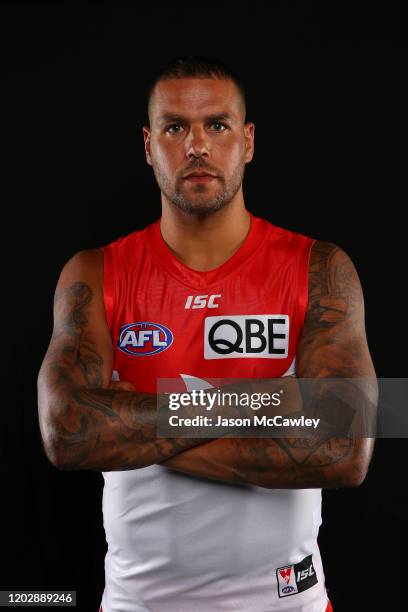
[2, 1, 407, 611]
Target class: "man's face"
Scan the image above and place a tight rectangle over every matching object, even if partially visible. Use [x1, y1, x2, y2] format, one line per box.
[143, 77, 254, 216]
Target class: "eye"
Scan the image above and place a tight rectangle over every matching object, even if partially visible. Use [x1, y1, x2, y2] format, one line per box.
[211, 122, 227, 132]
[166, 123, 184, 134]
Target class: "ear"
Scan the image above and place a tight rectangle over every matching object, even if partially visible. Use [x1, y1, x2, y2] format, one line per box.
[244, 122, 255, 164]
[142, 125, 152, 166]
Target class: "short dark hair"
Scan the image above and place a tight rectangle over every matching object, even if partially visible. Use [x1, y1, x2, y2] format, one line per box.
[146, 55, 246, 122]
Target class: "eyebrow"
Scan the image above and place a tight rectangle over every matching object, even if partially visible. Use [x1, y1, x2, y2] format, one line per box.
[157, 112, 237, 126]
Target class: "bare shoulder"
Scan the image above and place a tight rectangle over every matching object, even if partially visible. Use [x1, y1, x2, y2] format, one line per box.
[52, 248, 107, 338]
[58, 248, 104, 288]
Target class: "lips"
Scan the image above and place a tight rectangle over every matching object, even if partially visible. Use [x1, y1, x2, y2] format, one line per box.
[184, 173, 217, 183]
[183, 170, 218, 184]
[184, 172, 216, 178]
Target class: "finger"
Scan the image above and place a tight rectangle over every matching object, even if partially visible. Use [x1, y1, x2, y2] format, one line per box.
[109, 380, 137, 392]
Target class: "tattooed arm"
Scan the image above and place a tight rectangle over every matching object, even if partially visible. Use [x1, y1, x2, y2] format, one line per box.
[159, 242, 378, 488]
[37, 249, 210, 471]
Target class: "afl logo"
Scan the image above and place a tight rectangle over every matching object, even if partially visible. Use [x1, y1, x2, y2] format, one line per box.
[118, 322, 173, 356]
[282, 586, 295, 594]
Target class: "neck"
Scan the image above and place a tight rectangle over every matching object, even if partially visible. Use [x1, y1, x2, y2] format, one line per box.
[159, 193, 251, 272]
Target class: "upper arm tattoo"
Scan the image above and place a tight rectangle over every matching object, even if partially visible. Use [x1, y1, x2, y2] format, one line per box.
[50, 281, 106, 389]
[297, 241, 368, 376]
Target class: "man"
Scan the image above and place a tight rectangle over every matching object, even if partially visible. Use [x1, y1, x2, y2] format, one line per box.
[37, 56, 377, 611]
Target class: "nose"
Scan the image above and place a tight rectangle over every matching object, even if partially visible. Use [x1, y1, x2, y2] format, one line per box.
[185, 125, 210, 159]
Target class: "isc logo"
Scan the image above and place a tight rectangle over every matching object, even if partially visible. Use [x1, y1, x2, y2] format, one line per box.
[185, 294, 221, 309]
[204, 314, 289, 359]
[297, 566, 315, 581]
[118, 322, 173, 356]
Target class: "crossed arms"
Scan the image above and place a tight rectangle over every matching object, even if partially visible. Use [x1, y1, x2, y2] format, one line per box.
[37, 241, 377, 488]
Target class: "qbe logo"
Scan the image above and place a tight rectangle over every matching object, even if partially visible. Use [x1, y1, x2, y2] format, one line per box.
[118, 322, 173, 357]
[204, 314, 289, 360]
[276, 554, 317, 598]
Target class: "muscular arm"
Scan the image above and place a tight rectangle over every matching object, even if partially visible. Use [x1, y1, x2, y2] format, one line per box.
[160, 241, 378, 488]
[37, 249, 210, 471]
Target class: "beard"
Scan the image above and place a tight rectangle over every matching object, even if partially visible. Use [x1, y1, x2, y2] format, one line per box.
[151, 160, 245, 216]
